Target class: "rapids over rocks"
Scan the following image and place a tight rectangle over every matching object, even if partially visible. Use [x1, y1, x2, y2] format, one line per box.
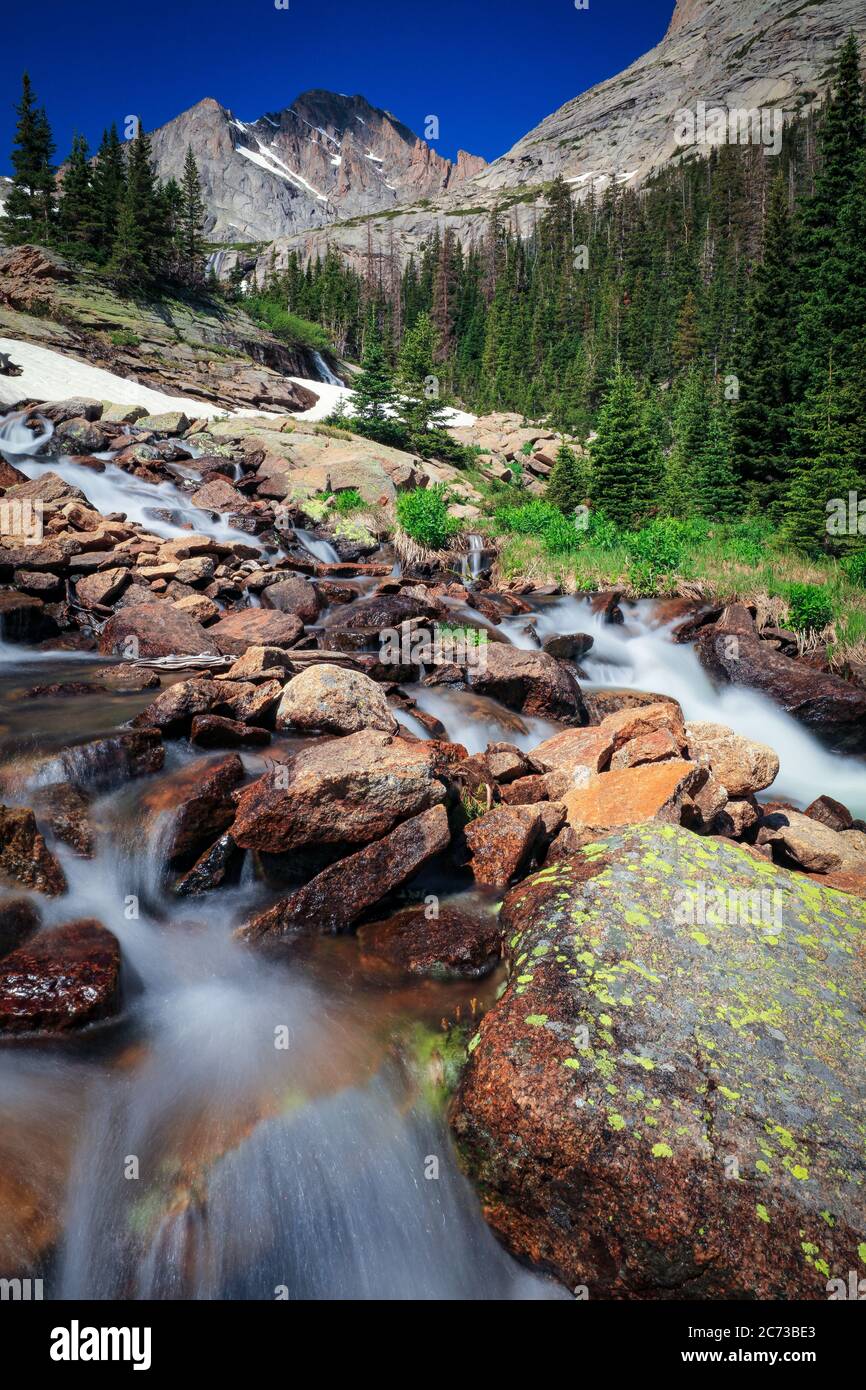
[0, 403, 864, 1300]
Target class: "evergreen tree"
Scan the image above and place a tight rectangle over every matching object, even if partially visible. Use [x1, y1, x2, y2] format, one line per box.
[782, 364, 858, 554]
[107, 124, 164, 291]
[397, 310, 449, 436]
[695, 406, 740, 520]
[672, 288, 701, 371]
[546, 443, 588, 516]
[178, 146, 206, 284]
[91, 124, 126, 255]
[4, 73, 56, 243]
[665, 367, 710, 515]
[589, 366, 663, 527]
[352, 323, 397, 420]
[730, 176, 795, 511]
[58, 134, 95, 247]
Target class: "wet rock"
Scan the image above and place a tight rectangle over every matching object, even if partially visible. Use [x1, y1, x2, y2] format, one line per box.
[358, 902, 501, 980]
[134, 678, 229, 737]
[697, 623, 866, 754]
[90, 665, 161, 692]
[588, 590, 624, 623]
[464, 805, 548, 888]
[99, 603, 220, 658]
[54, 729, 164, 790]
[55, 418, 109, 454]
[74, 567, 130, 609]
[484, 742, 541, 784]
[238, 803, 451, 941]
[432, 644, 589, 726]
[172, 593, 220, 626]
[0, 591, 57, 643]
[141, 754, 245, 866]
[450, 824, 866, 1299]
[31, 783, 94, 857]
[531, 727, 614, 780]
[761, 808, 866, 875]
[685, 720, 779, 797]
[0, 919, 121, 1036]
[275, 664, 398, 736]
[563, 759, 705, 833]
[609, 727, 682, 770]
[261, 576, 320, 624]
[0, 806, 67, 896]
[221, 678, 283, 726]
[190, 714, 270, 748]
[3, 472, 86, 505]
[499, 771, 569, 805]
[0, 898, 40, 959]
[326, 591, 442, 633]
[209, 608, 303, 656]
[173, 832, 241, 896]
[600, 699, 687, 754]
[681, 771, 729, 832]
[11, 569, 63, 599]
[583, 688, 681, 724]
[232, 731, 462, 854]
[804, 795, 854, 833]
[221, 645, 295, 682]
[540, 632, 594, 662]
[712, 797, 760, 840]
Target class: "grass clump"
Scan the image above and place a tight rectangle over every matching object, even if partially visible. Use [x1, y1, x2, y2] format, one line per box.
[395, 484, 457, 551]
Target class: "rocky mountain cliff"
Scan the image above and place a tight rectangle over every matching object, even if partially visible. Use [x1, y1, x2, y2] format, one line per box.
[254, 0, 866, 276]
[148, 91, 485, 246]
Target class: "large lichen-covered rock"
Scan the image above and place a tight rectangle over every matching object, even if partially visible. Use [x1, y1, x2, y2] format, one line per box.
[450, 823, 866, 1299]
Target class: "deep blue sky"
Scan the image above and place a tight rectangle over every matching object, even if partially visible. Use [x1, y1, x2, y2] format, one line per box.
[1, 0, 674, 171]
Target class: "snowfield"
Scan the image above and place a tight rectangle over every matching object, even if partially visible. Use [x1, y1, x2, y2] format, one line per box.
[0, 337, 476, 430]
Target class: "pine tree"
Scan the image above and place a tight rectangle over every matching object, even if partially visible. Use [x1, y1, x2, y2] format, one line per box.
[178, 146, 206, 284]
[730, 176, 795, 511]
[672, 288, 701, 371]
[352, 323, 396, 420]
[695, 406, 740, 520]
[589, 366, 663, 527]
[4, 73, 56, 243]
[59, 134, 95, 248]
[665, 367, 710, 515]
[782, 364, 858, 554]
[108, 124, 164, 291]
[546, 443, 588, 516]
[91, 125, 126, 256]
[397, 310, 449, 437]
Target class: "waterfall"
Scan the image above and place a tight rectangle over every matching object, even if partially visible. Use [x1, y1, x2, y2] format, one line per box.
[293, 526, 340, 565]
[311, 351, 345, 388]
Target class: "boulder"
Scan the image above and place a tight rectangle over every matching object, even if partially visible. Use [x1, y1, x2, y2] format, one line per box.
[584, 688, 681, 724]
[260, 576, 320, 624]
[238, 803, 451, 941]
[137, 411, 190, 435]
[52, 729, 164, 791]
[173, 832, 241, 897]
[464, 805, 547, 888]
[563, 759, 705, 833]
[99, 603, 219, 658]
[804, 795, 854, 833]
[134, 678, 229, 736]
[685, 721, 779, 797]
[433, 643, 588, 725]
[484, 742, 542, 784]
[172, 593, 220, 626]
[499, 771, 570, 805]
[209, 608, 303, 656]
[275, 664, 398, 736]
[74, 567, 130, 609]
[761, 808, 866, 876]
[540, 632, 594, 662]
[231, 731, 462, 853]
[55, 418, 109, 454]
[222, 645, 295, 682]
[531, 727, 614, 779]
[0, 806, 67, 896]
[609, 727, 682, 770]
[600, 699, 687, 754]
[190, 715, 270, 749]
[0, 591, 56, 643]
[0, 920, 121, 1036]
[451, 824, 866, 1299]
[0, 898, 40, 960]
[697, 624, 866, 754]
[140, 754, 245, 866]
[31, 783, 93, 857]
[358, 902, 501, 980]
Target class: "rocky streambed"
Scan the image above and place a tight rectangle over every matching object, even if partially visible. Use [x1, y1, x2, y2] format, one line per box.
[0, 400, 864, 1300]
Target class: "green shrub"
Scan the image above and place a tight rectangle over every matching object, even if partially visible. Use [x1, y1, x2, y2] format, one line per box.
[786, 583, 834, 633]
[493, 499, 581, 556]
[329, 488, 365, 515]
[625, 518, 690, 575]
[110, 328, 141, 348]
[585, 508, 621, 552]
[244, 295, 330, 351]
[841, 550, 866, 588]
[725, 517, 776, 565]
[396, 484, 457, 550]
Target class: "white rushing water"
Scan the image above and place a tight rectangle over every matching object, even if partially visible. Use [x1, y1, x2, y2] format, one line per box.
[509, 597, 866, 818]
[311, 350, 346, 388]
[293, 526, 340, 565]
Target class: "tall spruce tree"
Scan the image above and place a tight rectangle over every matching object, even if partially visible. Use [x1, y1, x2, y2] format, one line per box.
[397, 310, 449, 436]
[589, 366, 663, 527]
[352, 323, 397, 420]
[178, 147, 206, 284]
[546, 443, 588, 516]
[4, 73, 56, 243]
[91, 125, 126, 256]
[108, 124, 164, 291]
[59, 134, 95, 247]
[665, 367, 711, 516]
[695, 406, 740, 520]
[730, 176, 794, 512]
[782, 361, 858, 554]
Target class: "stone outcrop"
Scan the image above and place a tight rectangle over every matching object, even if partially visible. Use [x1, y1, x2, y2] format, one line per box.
[451, 824, 866, 1299]
[0, 920, 121, 1035]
